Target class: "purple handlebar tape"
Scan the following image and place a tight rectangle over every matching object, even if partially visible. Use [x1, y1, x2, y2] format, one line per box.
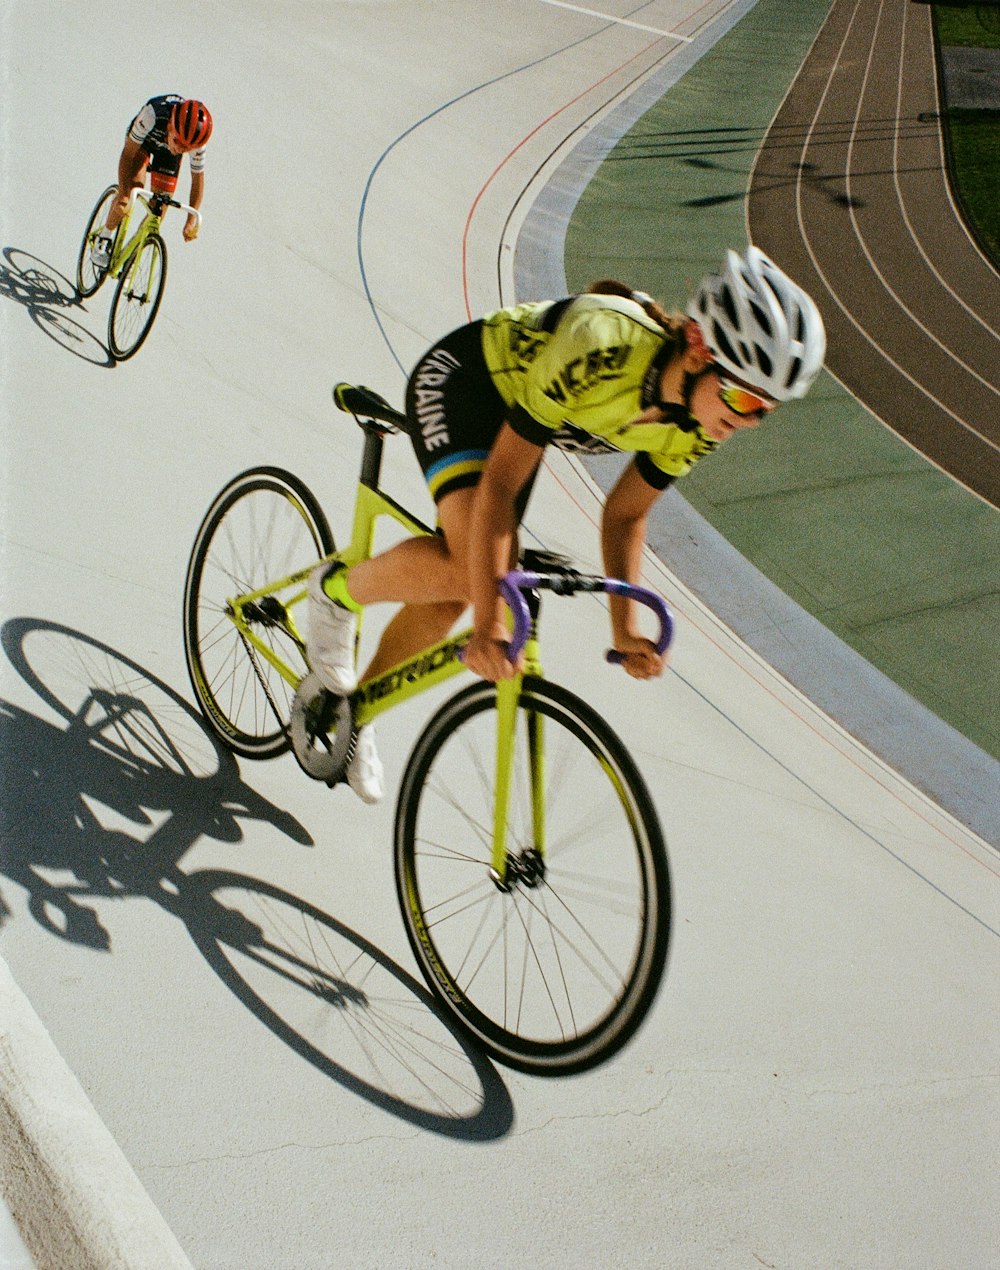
[497, 570, 673, 665]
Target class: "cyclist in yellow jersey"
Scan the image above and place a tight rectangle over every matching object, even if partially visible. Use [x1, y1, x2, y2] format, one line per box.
[310, 246, 826, 802]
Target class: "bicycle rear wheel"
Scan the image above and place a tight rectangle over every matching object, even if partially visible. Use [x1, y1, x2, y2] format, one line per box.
[183, 467, 335, 758]
[76, 185, 116, 298]
[394, 677, 670, 1076]
[108, 232, 167, 359]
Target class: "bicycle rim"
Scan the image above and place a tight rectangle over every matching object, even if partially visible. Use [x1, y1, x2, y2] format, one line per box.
[183, 468, 335, 757]
[76, 186, 116, 298]
[108, 233, 167, 359]
[394, 678, 670, 1076]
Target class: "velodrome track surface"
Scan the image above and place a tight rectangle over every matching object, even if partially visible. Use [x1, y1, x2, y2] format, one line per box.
[2, 2, 999, 1267]
[558, 0, 1000, 838]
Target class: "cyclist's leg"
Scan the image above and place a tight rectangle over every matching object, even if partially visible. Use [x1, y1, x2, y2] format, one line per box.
[346, 498, 474, 608]
[346, 320, 511, 680]
[147, 151, 180, 212]
[105, 140, 149, 233]
[359, 600, 468, 681]
[310, 320, 502, 690]
[348, 487, 479, 683]
[308, 490, 475, 696]
[347, 455, 536, 684]
[328, 488, 487, 803]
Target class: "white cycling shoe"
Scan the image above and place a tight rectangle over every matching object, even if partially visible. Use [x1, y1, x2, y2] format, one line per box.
[307, 564, 358, 694]
[347, 724, 384, 804]
[90, 231, 113, 269]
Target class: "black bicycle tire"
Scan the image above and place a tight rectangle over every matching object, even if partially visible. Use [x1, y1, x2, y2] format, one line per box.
[183, 467, 335, 758]
[108, 232, 168, 360]
[394, 677, 671, 1076]
[76, 185, 116, 298]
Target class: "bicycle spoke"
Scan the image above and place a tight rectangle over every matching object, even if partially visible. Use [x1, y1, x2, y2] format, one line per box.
[184, 471, 334, 757]
[108, 233, 166, 359]
[396, 678, 670, 1075]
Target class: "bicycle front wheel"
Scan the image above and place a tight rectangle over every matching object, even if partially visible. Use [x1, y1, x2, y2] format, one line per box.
[76, 185, 116, 298]
[108, 232, 167, 359]
[183, 468, 335, 758]
[395, 677, 671, 1076]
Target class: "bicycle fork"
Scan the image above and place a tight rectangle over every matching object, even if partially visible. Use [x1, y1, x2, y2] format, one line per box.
[489, 642, 545, 892]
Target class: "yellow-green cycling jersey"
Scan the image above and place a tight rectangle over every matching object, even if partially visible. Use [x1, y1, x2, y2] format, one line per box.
[481, 294, 718, 486]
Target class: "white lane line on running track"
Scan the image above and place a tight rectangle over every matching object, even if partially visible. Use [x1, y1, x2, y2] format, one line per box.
[841, 0, 1000, 401]
[792, 0, 1000, 471]
[893, 1, 1000, 344]
[535, 0, 694, 41]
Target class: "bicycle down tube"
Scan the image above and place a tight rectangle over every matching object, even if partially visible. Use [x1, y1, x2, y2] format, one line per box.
[226, 513, 672, 889]
[114, 189, 201, 274]
[184, 387, 678, 1074]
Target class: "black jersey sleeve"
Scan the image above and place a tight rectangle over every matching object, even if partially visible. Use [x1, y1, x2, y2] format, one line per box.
[635, 451, 676, 491]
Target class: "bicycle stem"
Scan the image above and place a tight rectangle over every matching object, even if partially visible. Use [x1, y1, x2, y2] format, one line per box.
[126, 186, 202, 231]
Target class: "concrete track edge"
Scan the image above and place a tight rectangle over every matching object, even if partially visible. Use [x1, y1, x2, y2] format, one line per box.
[0, 958, 193, 1269]
[512, 2, 1000, 851]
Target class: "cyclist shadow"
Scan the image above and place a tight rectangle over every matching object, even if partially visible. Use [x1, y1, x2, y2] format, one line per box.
[1, 247, 113, 366]
[0, 618, 513, 1140]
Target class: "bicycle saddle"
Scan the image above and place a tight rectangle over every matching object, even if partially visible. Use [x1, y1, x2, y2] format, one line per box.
[333, 383, 408, 431]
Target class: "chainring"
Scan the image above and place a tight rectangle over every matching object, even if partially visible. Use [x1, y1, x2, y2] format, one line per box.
[289, 671, 353, 784]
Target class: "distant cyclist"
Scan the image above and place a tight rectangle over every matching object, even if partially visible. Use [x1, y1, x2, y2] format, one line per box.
[90, 96, 213, 269]
[310, 246, 826, 803]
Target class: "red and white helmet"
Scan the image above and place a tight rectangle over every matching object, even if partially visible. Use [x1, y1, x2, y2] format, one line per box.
[170, 99, 213, 149]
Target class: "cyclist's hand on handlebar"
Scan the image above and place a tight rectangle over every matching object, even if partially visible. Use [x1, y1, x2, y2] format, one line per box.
[183, 214, 200, 242]
[611, 633, 667, 680]
[463, 630, 523, 682]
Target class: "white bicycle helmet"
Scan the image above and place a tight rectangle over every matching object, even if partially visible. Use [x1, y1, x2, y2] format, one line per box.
[687, 246, 826, 401]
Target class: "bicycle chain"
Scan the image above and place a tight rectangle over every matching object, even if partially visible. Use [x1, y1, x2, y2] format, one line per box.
[238, 631, 291, 737]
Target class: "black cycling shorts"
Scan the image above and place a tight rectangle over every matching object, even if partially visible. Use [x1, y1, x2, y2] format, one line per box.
[405, 321, 511, 504]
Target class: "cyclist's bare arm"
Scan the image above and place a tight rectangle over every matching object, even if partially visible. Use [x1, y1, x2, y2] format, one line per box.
[465, 423, 544, 681]
[184, 170, 204, 241]
[600, 460, 667, 680]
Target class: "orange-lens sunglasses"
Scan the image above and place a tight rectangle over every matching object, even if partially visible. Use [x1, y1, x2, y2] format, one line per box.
[718, 378, 777, 417]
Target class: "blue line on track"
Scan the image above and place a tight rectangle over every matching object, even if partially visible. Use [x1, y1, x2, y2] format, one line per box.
[355, 4, 665, 373]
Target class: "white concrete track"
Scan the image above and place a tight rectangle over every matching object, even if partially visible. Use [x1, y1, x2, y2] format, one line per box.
[1, 2, 998, 1267]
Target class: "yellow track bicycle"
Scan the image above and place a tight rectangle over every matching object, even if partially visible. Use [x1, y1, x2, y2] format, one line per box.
[182, 385, 675, 1075]
[76, 185, 199, 360]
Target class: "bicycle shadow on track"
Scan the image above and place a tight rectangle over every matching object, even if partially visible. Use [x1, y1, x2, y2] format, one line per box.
[1, 247, 113, 366]
[0, 618, 514, 1140]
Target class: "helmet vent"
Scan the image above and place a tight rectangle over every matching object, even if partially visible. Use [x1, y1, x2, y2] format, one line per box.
[720, 285, 739, 329]
[712, 321, 739, 367]
[750, 300, 772, 335]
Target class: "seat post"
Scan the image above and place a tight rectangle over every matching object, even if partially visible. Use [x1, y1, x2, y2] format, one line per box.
[359, 423, 386, 489]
